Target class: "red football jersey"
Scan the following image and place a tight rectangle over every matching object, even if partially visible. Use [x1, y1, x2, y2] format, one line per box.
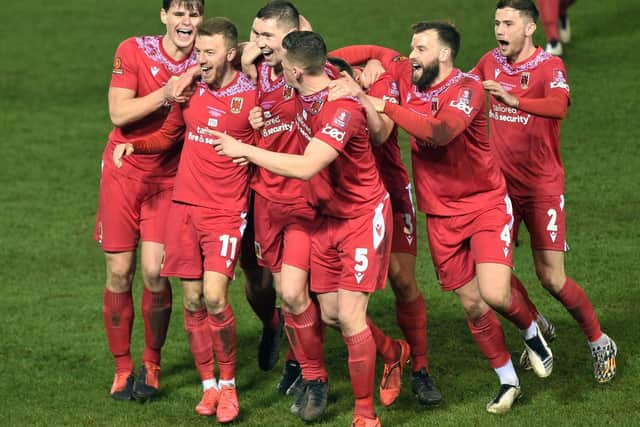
[105, 36, 197, 183]
[296, 90, 387, 218]
[367, 73, 412, 213]
[170, 73, 257, 211]
[471, 47, 570, 197]
[386, 60, 507, 216]
[250, 60, 306, 204]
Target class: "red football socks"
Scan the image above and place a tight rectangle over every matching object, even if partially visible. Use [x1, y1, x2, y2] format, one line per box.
[184, 307, 215, 381]
[396, 294, 429, 372]
[103, 289, 134, 374]
[511, 274, 540, 318]
[141, 286, 172, 366]
[366, 318, 399, 363]
[208, 305, 237, 381]
[553, 277, 602, 341]
[283, 302, 327, 381]
[500, 284, 536, 330]
[467, 310, 511, 369]
[344, 328, 377, 420]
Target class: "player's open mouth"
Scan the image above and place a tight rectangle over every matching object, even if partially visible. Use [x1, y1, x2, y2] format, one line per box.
[177, 29, 193, 39]
[411, 62, 422, 72]
[497, 40, 509, 47]
[200, 66, 212, 76]
[262, 50, 274, 60]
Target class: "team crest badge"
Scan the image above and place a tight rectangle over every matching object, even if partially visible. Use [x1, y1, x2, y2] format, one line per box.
[310, 100, 323, 114]
[431, 97, 439, 115]
[230, 97, 243, 114]
[392, 55, 409, 62]
[112, 57, 123, 75]
[283, 85, 294, 100]
[520, 72, 530, 89]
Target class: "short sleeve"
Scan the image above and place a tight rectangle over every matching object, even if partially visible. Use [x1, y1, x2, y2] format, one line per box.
[110, 39, 139, 92]
[313, 100, 366, 153]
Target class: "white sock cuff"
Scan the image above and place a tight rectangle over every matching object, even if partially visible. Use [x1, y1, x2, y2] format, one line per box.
[218, 378, 236, 388]
[202, 378, 218, 391]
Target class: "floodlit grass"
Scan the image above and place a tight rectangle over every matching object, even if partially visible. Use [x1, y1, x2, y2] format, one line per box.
[1, 1, 638, 425]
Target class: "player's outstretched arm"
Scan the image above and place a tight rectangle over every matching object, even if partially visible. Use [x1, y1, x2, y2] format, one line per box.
[329, 45, 400, 69]
[482, 80, 568, 119]
[109, 76, 186, 127]
[209, 130, 338, 180]
[382, 101, 467, 146]
[170, 66, 201, 102]
[113, 105, 185, 164]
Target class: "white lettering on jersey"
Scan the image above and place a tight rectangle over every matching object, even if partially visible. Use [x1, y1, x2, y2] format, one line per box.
[489, 104, 531, 125]
[321, 124, 345, 143]
[550, 69, 570, 91]
[449, 100, 473, 116]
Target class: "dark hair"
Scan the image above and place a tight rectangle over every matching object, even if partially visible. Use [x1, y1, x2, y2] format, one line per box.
[327, 57, 354, 78]
[162, 0, 204, 14]
[197, 17, 238, 49]
[282, 31, 326, 75]
[496, 0, 539, 21]
[411, 21, 460, 60]
[256, 1, 300, 31]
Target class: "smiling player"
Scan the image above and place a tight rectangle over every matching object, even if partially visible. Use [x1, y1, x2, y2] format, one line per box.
[96, 0, 204, 402]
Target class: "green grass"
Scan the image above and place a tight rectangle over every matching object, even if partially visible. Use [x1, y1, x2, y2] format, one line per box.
[1, 0, 638, 425]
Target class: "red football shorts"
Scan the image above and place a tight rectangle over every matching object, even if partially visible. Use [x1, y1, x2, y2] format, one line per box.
[94, 163, 173, 252]
[310, 195, 392, 294]
[511, 194, 568, 252]
[161, 202, 247, 279]
[253, 192, 317, 273]
[426, 198, 514, 292]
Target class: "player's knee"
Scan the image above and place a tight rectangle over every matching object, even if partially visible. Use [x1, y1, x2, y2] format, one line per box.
[461, 297, 488, 320]
[389, 271, 419, 301]
[280, 289, 309, 314]
[535, 267, 564, 292]
[485, 292, 510, 312]
[183, 292, 204, 312]
[105, 264, 134, 293]
[320, 310, 339, 328]
[204, 294, 228, 314]
[141, 262, 163, 284]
